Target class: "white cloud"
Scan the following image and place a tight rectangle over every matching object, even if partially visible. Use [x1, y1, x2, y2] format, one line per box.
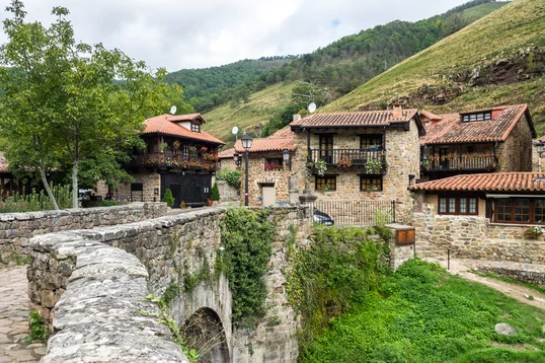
[0, 0, 469, 71]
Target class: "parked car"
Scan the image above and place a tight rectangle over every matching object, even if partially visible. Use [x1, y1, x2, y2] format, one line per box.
[313, 209, 334, 226]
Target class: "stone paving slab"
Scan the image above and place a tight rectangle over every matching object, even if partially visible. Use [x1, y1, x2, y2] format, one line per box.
[0, 266, 45, 363]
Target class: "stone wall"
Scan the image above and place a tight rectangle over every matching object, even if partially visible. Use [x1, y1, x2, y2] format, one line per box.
[386, 224, 416, 270]
[0, 202, 167, 266]
[291, 121, 420, 223]
[217, 180, 240, 203]
[413, 204, 545, 263]
[474, 261, 545, 287]
[532, 143, 542, 172]
[114, 171, 161, 202]
[28, 206, 311, 363]
[219, 158, 237, 171]
[241, 152, 292, 207]
[497, 114, 533, 172]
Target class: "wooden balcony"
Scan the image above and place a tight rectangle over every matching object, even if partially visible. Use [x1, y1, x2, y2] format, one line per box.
[132, 152, 218, 171]
[309, 149, 387, 174]
[422, 154, 497, 174]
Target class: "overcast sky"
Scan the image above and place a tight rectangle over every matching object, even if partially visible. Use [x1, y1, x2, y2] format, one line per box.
[1, 0, 470, 71]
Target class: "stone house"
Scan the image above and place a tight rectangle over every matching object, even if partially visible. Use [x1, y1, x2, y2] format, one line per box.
[115, 113, 225, 207]
[236, 127, 296, 207]
[411, 172, 545, 263]
[218, 148, 237, 171]
[419, 104, 536, 181]
[289, 106, 424, 220]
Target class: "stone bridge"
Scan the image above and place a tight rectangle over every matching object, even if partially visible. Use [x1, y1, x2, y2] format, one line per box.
[22, 204, 310, 362]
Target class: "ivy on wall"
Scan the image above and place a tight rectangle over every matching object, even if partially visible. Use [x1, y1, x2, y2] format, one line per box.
[286, 225, 389, 349]
[218, 207, 274, 328]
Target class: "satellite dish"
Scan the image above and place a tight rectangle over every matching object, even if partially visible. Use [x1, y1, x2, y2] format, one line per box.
[169, 105, 177, 115]
[308, 102, 317, 114]
[232, 126, 239, 135]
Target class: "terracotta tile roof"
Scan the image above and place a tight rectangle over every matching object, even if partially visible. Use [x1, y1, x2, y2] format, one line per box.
[290, 109, 419, 128]
[533, 135, 545, 145]
[421, 104, 534, 145]
[218, 148, 235, 159]
[142, 114, 224, 145]
[234, 138, 296, 154]
[412, 173, 545, 193]
[269, 126, 294, 139]
[419, 110, 443, 121]
[165, 113, 206, 123]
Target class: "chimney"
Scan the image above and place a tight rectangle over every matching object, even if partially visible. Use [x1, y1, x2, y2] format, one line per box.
[293, 114, 302, 123]
[392, 104, 403, 118]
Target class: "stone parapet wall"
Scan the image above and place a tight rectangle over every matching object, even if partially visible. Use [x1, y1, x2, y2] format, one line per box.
[0, 202, 167, 266]
[28, 206, 311, 363]
[217, 180, 240, 202]
[413, 204, 545, 264]
[29, 232, 188, 362]
[474, 261, 545, 287]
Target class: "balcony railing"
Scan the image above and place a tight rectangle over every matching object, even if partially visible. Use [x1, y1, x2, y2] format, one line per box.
[309, 149, 387, 174]
[422, 154, 497, 172]
[132, 152, 218, 171]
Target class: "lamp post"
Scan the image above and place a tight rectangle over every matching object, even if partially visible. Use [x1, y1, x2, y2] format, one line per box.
[241, 134, 253, 206]
[233, 153, 240, 168]
[283, 149, 291, 170]
[537, 141, 545, 172]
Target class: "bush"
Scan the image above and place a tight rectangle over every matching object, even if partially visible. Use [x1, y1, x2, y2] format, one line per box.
[210, 182, 220, 201]
[101, 200, 117, 207]
[0, 185, 72, 213]
[162, 188, 175, 208]
[216, 169, 241, 189]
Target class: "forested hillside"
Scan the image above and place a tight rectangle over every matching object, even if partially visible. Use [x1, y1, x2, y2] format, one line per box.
[324, 0, 545, 134]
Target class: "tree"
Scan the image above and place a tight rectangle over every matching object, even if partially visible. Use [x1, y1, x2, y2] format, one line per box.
[210, 182, 220, 202]
[443, 12, 470, 36]
[162, 188, 175, 208]
[0, 1, 173, 209]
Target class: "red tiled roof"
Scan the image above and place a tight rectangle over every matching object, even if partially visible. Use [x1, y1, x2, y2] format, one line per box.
[290, 109, 419, 128]
[218, 148, 235, 159]
[234, 138, 296, 153]
[412, 173, 545, 193]
[142, 114, 224, 145]
[419, 110, 443, 121]
[269, 126, 294, 139]
[421, 104, 533, 145]
[533, 135, 545, 145]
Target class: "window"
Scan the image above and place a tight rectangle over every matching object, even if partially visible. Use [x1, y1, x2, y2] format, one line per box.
[360, 176, 383, 192]
[319, 135, 334, 163]
[360, 134, 383, 150]
[438, 196, 478, 215]
[191, 123, 201, 133]
[265, 158, 283, 171]
[461, 111, 492, 123]
[181, 145, 189, 160]
[494, 198, 544, 224]
[315, 176, 336, 191]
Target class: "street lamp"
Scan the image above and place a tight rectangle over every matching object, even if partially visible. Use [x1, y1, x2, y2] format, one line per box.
[233, 153, 241, 168]
[537, 141, 545, 172]
[283, 149, 291, 170]
[241, 134, 253, 206]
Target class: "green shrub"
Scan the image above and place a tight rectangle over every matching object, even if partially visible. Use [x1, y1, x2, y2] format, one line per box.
[101, 200, 117, 207]
[0, 185, 72, 213]
[162, 188, 175, 207]
[216, 169, 241, 189]
[210, 182, 220, 201]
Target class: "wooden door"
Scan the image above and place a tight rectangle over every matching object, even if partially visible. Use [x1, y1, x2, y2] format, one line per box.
[319, 135, 334, 164]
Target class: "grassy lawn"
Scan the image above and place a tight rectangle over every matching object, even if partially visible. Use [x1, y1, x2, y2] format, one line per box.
[463, 2, 509, 22]
[202, 82, 294, 147]
[300, 260, 545, 363]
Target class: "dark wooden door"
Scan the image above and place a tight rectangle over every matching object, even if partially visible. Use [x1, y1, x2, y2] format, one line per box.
[161, 173, 211, 207]
[319, 135, 334, 164]
[439, 148, 449, 170]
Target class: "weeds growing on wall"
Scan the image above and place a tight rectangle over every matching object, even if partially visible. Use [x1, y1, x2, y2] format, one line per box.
[286, 225, 389, 349]
[0, 185, 72, 213]
[215, 169, 242, 189]
[218, 207, 274, 328]
[23, 310, 49, 344]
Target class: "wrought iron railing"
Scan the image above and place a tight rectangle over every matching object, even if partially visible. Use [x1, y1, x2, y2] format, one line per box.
[304, 200, 396, 227]
[422, 155, 497, 172]
[309, 149, 387, 173]
[133, 152, 218, 171]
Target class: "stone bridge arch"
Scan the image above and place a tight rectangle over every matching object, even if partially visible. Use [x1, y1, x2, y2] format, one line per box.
[182, 307, 230, 363]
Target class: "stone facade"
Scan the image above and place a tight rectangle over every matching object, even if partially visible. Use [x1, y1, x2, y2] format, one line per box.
[474, 260, 545, 287]
[114, 171, 161, 202]
[413, 204, 545, 264]
[217, 180, 240, 203]
[241, 152, 292, 207]
[0, 202, 167, 266]
[496, 114, 533, 172]
[532, 142, 543, 172]
[28, 206, 311, 363]
[291, 120, 421, 222]
[219, 158, 237, 171]
[386, 224, 416, 270]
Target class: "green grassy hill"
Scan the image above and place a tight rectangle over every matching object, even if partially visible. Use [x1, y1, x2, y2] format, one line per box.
[202, 82, 294, 147]
[463, 1, 509, 21]
[324, 0, 545, 134]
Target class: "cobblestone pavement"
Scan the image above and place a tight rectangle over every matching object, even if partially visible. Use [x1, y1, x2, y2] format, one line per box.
[0, 266, 45, 363]
[426, 258, 545, 310]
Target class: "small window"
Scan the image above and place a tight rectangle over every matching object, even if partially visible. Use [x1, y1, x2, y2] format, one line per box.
[265, 158, 283, 171]
[439, 198, 447, 213]
[191, 123, 201, 133]
[360, 176, 383, 192]
[360, 135, 383, 150]
[438, 196, 478, 215]
[461, 112, 492, 123]
[315, 176, 336, 191]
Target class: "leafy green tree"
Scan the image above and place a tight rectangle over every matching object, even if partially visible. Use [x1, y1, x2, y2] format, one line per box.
[162, 188, 175, 208]
[0, 1, 173, 209]
[210, 181, 220, 201]
[443, 12, 470, 36]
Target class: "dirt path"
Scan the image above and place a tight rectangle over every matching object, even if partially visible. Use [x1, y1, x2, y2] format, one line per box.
[426, 258, 545, 310]
[0, 266, 46, 363]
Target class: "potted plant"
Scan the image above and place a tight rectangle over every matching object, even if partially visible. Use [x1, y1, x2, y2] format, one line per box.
[180, 201, 187, 209]
[523, 226, 544, 239]
[337, 155, 352, 169]
[159, 142, 168, 153]
[422, 160, 430, 170]
[206, 198, 213, 207]
[173, 141, 181, 151]
[365, 159, 382, 174]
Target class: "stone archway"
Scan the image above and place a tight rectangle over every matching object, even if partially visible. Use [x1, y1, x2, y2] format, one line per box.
[181, 307, 230, 363]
